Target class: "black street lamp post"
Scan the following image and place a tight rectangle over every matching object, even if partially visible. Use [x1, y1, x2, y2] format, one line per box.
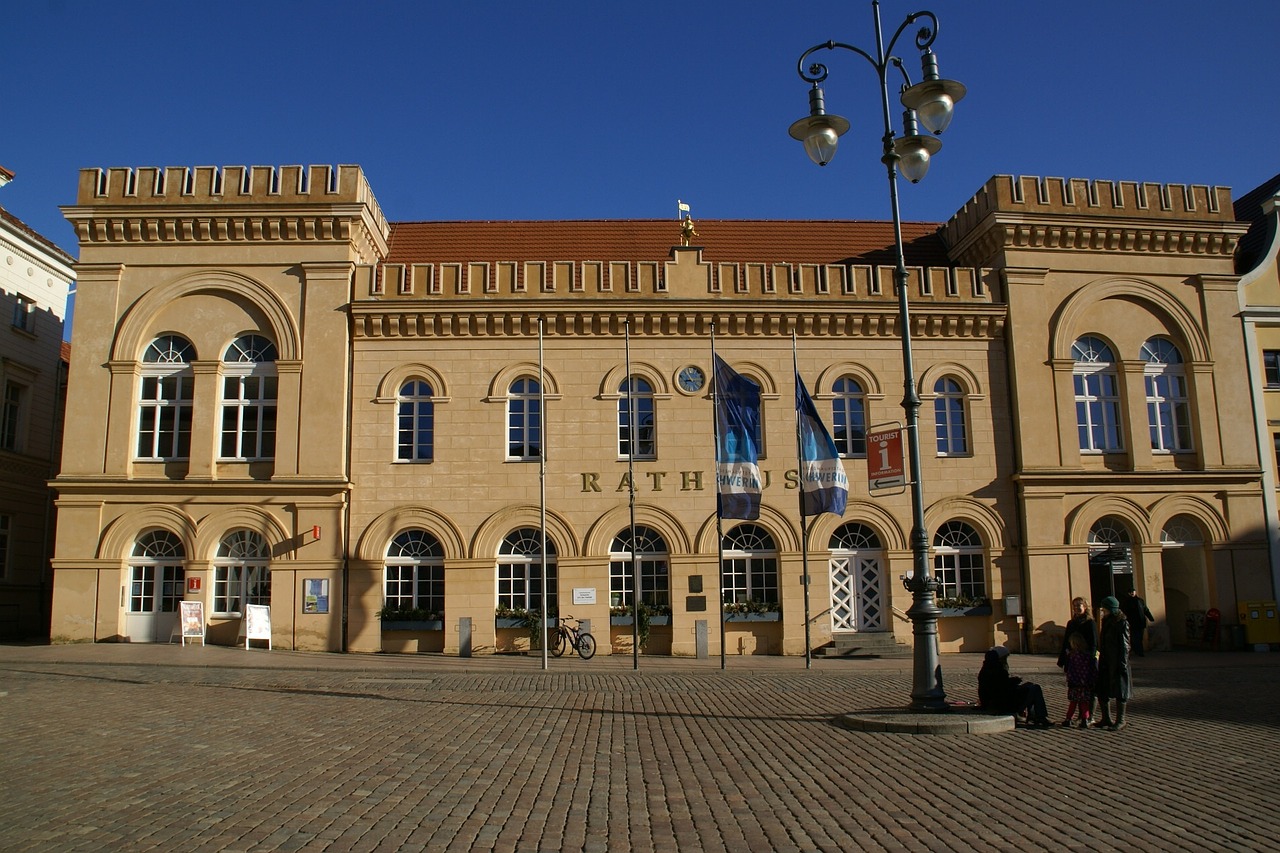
[789, 1, 965, 712]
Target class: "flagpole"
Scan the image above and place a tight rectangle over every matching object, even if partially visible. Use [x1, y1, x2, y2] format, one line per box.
[793, 333, 813, 669]
[625, 318, 639, 669]
[539, 316, 548, 671]
[711, 322, 726, 670]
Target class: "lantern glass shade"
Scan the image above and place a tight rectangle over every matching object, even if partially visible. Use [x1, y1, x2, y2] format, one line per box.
[789, 113, 850, 167]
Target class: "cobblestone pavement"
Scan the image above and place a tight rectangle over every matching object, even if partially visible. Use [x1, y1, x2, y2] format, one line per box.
[1, 644, 1277, 852]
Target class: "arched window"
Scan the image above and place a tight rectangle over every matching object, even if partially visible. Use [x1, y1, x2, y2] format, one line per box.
[1073, 336, 1122, 452]
[127, 530, 185, 614]
[1089, 516, 1134, 597]
[932, 521, 985, 601]
[397, 380, 435, 462]
[138, 335, 195, 460]
[507, 378, 542, 461]
[934, 377, 968, 455]
[213, 529, 270, 615]
[721, 523, 778, 606]
[1141, 338, 1191, 453]
[618, 377, 656, 459]
[497, 528, 556, 613]
[609, 526, 670, 608]
[1161, 515, 1203, 548]
[384, 530, 444, 615]
[832, 376, 867, 457]
[220, 334, 278, 460]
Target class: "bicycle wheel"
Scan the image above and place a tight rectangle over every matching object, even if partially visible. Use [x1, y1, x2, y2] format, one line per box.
[551, 628, 567, 657]
[576, 632, 597, 660]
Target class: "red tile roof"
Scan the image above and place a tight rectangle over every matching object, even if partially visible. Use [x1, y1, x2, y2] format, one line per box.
[0, 204, 75, 265]
[385, 219, 949, 268]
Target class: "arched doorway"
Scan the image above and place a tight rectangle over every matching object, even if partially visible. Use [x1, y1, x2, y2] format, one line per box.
[123, 529, 185, 642]
[1088, 516, 1135, 604]
[828, 523, 885, 633]
[1160, 515, 1210, 646]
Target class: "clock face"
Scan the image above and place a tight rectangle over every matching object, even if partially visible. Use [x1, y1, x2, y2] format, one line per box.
[678, 365, 705, 393]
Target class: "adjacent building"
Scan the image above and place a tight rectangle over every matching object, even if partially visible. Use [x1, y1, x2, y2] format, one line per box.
[48, 165, 1273, 656]
[0, 167, 75, 638]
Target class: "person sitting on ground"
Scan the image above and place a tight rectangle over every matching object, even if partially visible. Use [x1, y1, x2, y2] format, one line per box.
[978, 645, 1052, 727]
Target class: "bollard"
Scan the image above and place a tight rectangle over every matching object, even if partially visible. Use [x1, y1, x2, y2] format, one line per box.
[695, 619, 708, 659]
[459, 616, 472, 658]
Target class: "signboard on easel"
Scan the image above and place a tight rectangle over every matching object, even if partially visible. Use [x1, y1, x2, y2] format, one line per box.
[244, 604, 272, 650]
[179, 601, 205, 646]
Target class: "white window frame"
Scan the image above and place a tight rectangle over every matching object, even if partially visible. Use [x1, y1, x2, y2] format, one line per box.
[933, 377, 969, 456]
[1, 381, 23, 452]
[618, 377, 656, 460]
[396, 380, 435, 462]
[608, 526, 670, 608]
[506, 378, 542, 461]
[496, 528, 556, 613]
[832, 376, 867, 458]
[219, 335, 278, 461]
[212, 530, 270, 616]
[1142, 338, 1192, 453]
[721, 523, 779, 606]
[137, 335, 195, 461]
[1073, 336, 1123, 453]
[932, 521, 986, 600]
[383, 529, 445, 613]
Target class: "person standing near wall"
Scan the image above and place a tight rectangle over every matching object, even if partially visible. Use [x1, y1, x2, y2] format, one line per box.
[1120, 588, 1154, 656]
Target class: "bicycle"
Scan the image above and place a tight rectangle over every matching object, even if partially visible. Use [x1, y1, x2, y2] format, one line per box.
[549, 614, 597, 660]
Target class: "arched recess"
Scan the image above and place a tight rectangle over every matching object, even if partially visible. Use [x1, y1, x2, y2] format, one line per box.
[112, 269, 300, 362]
[470, 504, 580, 559]
[375, 363, 452, 402]
[355, 506, 467, 562]
[193, 507, 292, 561]
[1148, 494, 1229, 544]
[98, 506, 197, 560]
[924, 497, 1008, 552]
[814, 362, 885, 400]
[692, 503, 800, 554]
[1050, 277, 1210, 363]
[484, 362, 562, 400]
[1066, 495, 1153, 546]
[803, 499, 908, 552]
[583, 504, 692, 556]
[597, 361, 672, 398]
[918, 362, 985, 399]
[716, 359, 778, 399]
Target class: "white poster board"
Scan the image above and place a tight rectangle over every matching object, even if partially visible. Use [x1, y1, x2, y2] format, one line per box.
[179, 601, 205, 646]
[244, 604, 272, 650]
[572, 588, 597, 605]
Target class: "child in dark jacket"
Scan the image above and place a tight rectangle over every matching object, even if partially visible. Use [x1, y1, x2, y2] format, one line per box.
[1060, 630, 1097, 728]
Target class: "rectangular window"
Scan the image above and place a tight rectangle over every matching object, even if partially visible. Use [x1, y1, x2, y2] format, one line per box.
[1, 382, 21, 451]
[220, 375, 278, 460]
[497, 562, 557, 613]
[1266, 351, 1280, 387]
[11, 296, 32, 332]
[137, 374, 193, 459]
[213, 565, 270, 614]
[383, 564, 444, 614]
[609, 557, 670, 608]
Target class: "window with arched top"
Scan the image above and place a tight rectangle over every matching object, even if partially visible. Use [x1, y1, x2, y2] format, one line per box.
[1161, 515, 1203, 547]
[507, 378, 542, 461]
[213, 529, 270, 615]
[932, 521, 985, 601]
[832, 376, 867, 458]
[1073, 336, 1123, 453]
[609, 526, 670, 608]
[497, 528, 556, 612]
[1089, 515, 1134, 581]
[618, 377, 656, 459]
[828, 523, 882, 551]
[220, 334, 278, 461]
[127, 530, 186, 614]
[1141, 338, 1191, 453]
[384, 529, 444, 614]
[138, 335, 195, 460]
[934, 377, 968, 456]
[721, 523, 778, 606]
[397, 380, 435, 462]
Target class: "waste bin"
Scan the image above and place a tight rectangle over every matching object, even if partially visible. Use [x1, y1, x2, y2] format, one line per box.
[1237, 601, 1280, 645]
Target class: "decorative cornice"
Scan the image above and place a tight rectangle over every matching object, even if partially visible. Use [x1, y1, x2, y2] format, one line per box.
[350, 305, 1007, 340]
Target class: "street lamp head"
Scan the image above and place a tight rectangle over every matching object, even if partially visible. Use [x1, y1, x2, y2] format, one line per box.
[900, 50, 966, 135]
[788, 83, 850, 166]
[893, 110, 942, 183]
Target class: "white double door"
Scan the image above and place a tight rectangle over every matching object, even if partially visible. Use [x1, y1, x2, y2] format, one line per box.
[123, 564, 185, 642]
[829, 551, 885, 632]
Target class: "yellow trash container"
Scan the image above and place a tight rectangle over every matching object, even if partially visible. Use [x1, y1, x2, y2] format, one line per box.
[1237, 601, 1280, 645]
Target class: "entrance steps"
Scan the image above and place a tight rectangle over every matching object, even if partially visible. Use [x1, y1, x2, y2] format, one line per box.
[814, 631, 911, 659]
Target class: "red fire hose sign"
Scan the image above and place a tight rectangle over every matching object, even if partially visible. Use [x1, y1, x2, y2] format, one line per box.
[868, 427, 905, 491]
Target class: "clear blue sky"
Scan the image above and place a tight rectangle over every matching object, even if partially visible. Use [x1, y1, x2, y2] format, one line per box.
[5, 0, 1278, 257]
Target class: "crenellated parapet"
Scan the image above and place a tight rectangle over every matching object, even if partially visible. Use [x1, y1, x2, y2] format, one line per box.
[941, 175, 1246, 268]
[61, 164, 390, 264]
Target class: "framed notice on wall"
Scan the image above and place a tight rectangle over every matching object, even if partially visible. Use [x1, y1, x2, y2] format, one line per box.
[244, 604, 272, 650]
[303, 578, 329, 614]
[179, 601, 205, 646]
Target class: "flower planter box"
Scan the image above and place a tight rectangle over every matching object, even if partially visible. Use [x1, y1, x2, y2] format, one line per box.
[496, 617, 557, 629]
[937, 606, 992, 618]
[724, 612, 781, 623]
[382, 620, 443, 631]
[610, 615, 671, 627]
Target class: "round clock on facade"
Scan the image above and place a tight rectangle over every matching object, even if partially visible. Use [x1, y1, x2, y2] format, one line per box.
[678, 365, 706, 394]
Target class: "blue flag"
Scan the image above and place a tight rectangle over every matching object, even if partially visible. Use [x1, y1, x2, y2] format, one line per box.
[713, 355, 762, 520]
[796, 373, 848, 517]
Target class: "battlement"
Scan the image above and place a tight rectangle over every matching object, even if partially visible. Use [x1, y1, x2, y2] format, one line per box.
[77, 164, 384, 223]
